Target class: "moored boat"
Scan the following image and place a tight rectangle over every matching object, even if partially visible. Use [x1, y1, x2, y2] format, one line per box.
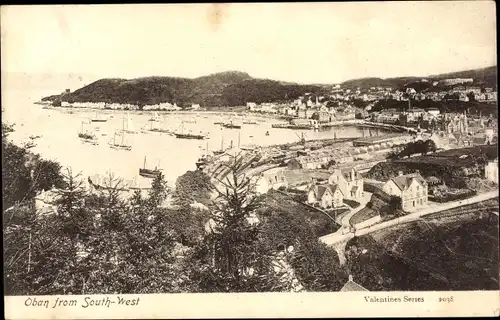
[174, 121, 208, 140]
[223, 120, 242, 129]
[90, 111, 107, 122]
[139, 157, 162, 178]
[109, 120, 132, 150]
[78, 121, 99, 145]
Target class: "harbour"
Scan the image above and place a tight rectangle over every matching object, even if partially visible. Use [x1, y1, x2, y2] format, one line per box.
[3, 91, 397, 188]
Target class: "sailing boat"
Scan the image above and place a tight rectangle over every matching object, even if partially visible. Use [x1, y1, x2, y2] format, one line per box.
[121, 113, 138, 134]
[196, 141, 211, 169]
[90, 110, 107, 122]
[214, 115, 225, 125]
[148, 118, 171, 134]
[148, 112, 161, 122]
[213, 136, 226, 155]
[139, 156, 162, 178]
[109, 118, 132, 150]
[174, 121, 208, 140]
[78, 121, 99, 145]
[109, 131, 132, 151]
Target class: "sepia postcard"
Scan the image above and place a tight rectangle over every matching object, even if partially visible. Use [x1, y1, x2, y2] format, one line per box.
[2, 2, 499, 319]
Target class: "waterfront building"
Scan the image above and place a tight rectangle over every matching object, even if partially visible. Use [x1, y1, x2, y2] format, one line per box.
[246, 102, 257, 111]
[353, 134, 412, 147]
[438, 78, 473, 86]
[485, 159, 498, 184]
[328, 167, 364, 201]
[311, 111, 332, 123]
[382, 172, 428, 212]
[307, 184, 344, 209]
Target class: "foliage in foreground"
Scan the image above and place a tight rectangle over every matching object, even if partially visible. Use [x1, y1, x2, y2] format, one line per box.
[3, 128, 346, 294]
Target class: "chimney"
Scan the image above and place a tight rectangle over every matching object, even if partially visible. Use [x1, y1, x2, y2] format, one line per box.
[348, 275, 353, 282]
[398, 171, 404, 176]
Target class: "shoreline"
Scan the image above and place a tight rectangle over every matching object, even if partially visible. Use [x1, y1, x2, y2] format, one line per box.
[36, 103, 415, 132]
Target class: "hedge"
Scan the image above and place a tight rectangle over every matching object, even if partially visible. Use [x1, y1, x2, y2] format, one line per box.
[428, 189, 477, 203]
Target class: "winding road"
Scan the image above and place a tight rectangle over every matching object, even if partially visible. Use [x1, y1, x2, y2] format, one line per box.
[320, 189, 499, 247]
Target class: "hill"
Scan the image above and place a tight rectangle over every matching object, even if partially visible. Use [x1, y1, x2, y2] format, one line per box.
[341, 66, 497, 90]
[42, 71, 328, 108]
[341, 77, 422, 90]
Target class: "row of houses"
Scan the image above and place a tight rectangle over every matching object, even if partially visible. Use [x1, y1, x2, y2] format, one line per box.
[286, 138, 411, 170]
[247, 100, 357, 121]
[306, 167, 365, 209]
[58, 101, 185, 111]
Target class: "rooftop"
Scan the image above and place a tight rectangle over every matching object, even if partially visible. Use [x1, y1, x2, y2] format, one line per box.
[339, 275, 369, 292]
[390, 172, 427, 191]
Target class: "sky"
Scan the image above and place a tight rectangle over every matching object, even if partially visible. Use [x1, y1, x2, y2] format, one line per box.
[1, 2, 497, 84]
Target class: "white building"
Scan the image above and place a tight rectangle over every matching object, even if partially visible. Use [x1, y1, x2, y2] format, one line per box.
[485, 159, 498, 184]
[382, 172, 428, 212]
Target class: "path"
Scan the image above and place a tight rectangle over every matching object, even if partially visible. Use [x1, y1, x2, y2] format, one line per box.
[340, 192, 372, 227]
[320, 190, 499, 248]
[355, 189, 499, 237]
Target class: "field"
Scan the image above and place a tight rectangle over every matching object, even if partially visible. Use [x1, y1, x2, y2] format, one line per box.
[346, 198, 499, 291]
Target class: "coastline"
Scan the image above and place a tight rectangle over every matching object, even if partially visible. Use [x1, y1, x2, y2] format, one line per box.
[35, 103, 416, 132]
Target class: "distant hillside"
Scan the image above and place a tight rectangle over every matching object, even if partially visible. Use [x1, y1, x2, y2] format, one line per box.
[341, 77, 421, 90]
[42, 71, 327, 108]
[429, 66, 497, 88]
[341, 66, 497, 90]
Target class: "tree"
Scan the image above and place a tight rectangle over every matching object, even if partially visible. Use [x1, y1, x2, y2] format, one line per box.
[414, 139, 426, 155]
[423, 139, 437, 154]
[31, 158, 65, 192]
[258, 208, 346, 291]
[174, 170, 214, 206]
[185, 154, 280, 292]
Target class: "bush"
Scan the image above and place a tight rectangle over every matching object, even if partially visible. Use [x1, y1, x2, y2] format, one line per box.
[429, 189, 476, 203]
[277, 185, 287, 191]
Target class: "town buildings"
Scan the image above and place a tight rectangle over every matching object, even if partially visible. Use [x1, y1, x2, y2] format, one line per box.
[328, 167, 364, 201]
[255, 171, 288, 194]
[382, 172, 428, 212]
[307, 184, 344, 209]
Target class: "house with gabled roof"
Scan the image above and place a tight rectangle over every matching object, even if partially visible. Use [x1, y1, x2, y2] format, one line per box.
[307, 184, 344, 209]
[339, 275, 369, 292]
[382, 172, 428, 212]
[254, 170, 288, 194]
[328, 167, 364, 201]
